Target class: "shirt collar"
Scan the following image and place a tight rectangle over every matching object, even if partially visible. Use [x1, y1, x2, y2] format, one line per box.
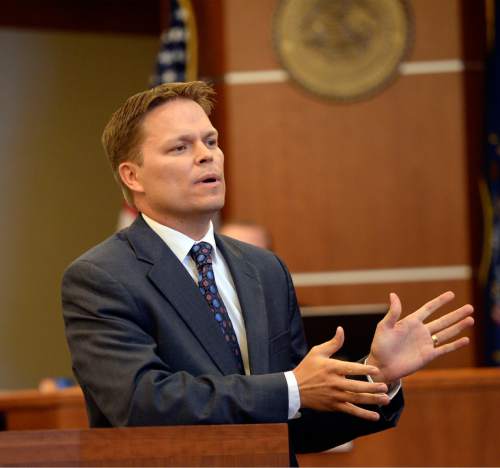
[141, 213, 217, 263]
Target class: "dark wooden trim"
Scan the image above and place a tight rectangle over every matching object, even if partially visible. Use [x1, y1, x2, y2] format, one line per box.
[0, 0, 162, 35]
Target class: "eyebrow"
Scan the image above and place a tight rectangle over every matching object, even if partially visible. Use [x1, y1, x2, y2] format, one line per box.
[163, 129, 218, 146]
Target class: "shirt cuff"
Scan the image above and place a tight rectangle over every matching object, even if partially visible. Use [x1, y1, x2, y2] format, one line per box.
[284, 371, 301, 419]
[364, 360, 402, 399]
[366, 374, 402, 399]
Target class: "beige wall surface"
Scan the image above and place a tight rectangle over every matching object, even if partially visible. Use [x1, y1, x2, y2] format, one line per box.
[0, 28, 157, 389]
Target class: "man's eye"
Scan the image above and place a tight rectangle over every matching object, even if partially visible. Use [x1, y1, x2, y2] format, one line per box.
[207, 139, 217, 147]
[172, 145, 186, 153]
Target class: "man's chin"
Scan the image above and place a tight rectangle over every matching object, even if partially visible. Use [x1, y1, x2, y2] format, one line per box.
[203, 202, 225, 216]
[192, 198, 225, 217]
[203, 194, 225, 211]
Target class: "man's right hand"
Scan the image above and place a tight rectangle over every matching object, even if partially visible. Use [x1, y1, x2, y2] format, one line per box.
[292, 327, 390, 421]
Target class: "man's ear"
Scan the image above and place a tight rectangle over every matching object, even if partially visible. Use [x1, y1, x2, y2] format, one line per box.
[118, 161, 145, 194]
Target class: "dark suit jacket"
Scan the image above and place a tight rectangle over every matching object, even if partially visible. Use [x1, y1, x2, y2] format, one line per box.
[62, 215, 403, 456]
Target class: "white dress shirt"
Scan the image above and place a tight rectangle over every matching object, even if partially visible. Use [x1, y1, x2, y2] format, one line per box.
[141, 214, 301, 418]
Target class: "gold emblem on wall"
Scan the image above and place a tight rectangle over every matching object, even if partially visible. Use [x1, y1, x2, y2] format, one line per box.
[273, 0, 414, 101]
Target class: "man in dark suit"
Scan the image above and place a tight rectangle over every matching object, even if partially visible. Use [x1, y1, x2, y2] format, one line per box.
[62, 81, 474, 459]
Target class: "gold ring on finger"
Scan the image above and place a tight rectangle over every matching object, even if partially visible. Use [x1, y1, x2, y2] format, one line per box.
[431, 334, 439, 347]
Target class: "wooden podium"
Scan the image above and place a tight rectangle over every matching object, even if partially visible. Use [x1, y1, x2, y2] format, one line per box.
[0, 424, 289, 466]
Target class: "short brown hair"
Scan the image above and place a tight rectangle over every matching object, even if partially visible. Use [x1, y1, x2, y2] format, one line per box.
[102, 81, 216, 205]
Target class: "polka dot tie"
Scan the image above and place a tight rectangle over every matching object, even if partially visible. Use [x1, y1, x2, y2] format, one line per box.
[189, 242, 244, 374]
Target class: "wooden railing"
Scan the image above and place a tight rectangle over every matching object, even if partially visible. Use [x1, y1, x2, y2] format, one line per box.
[0, 386, 87, 430]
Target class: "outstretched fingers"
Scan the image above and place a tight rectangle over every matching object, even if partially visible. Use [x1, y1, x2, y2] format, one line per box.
[427, 304, 474, 334]
[433, 336, 470, 358]
[340, 378, 388, 394]
[414, 291, 455, 321]
[332, 360, 381, 378]
[327, 366, 390, 408]
[313, 326, 345, 358]
[430, 316, 474, 346]
[336, 402, 381, 421]
[380, 293, 402, 328]
[339, 389, 390, 407]
[293, 323, 394, 415]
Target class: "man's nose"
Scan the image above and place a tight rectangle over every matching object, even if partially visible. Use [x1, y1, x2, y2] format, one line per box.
[194, 141, 214, 164]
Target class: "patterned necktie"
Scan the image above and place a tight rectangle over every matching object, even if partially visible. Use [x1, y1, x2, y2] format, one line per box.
[189, 242, 244, 374]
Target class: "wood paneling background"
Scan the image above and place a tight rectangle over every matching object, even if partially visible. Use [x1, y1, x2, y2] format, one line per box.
[197, 0, 486, 368]
[0, 0, 487, 388]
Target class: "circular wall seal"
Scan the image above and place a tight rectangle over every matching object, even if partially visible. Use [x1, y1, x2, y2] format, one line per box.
[273, 0, 414, 101]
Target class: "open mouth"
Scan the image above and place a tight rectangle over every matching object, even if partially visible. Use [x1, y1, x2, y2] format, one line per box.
[197, 174, 220, 184]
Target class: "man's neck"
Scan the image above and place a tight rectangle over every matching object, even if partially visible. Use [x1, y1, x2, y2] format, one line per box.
[140, 210, 213, 241]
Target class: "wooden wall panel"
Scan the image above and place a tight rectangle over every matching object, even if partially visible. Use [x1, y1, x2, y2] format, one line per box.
[223, 0, 279, 71]
[223, 73, 471, 271]
[408, 0, 462, 60]
[222, 0, 467, 72]
[215, 0, 485, 367]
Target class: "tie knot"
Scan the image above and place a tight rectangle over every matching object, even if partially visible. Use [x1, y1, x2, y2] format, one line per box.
[189, 242, 213, 266]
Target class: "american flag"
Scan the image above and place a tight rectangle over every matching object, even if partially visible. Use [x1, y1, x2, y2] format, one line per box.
[481, 0, 500, 366]
[151, 0, 198, 85]
[118, 0, 198, 230]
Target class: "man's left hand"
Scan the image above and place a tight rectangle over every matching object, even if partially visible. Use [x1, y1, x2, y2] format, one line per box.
[366, 291, 474, 384]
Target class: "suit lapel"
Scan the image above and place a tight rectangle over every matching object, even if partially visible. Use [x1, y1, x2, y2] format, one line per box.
[216, 235, 270, 375]
[126, 217, 241, 375]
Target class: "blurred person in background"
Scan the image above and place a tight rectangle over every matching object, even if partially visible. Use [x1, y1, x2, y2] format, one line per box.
[219, 221, 273, 250]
